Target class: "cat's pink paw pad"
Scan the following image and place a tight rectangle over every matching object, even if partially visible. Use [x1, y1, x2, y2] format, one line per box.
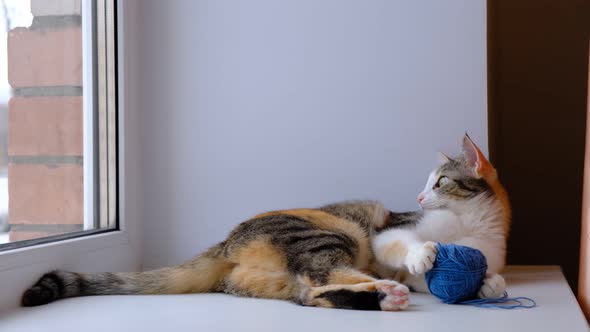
[378, 283, 410, 311]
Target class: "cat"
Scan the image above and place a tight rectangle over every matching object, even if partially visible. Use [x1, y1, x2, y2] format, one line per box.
[21, 134, 510, 311]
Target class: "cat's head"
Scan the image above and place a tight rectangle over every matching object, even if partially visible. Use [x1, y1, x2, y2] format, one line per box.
[417, 134, 510, 215]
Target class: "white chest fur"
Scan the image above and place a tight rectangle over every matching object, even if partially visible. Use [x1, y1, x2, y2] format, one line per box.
[417, 198, 507, 273]
[415, 209, 465, 243]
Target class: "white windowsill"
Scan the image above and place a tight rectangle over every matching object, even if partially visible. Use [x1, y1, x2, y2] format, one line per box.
[0, 266, 587, 332]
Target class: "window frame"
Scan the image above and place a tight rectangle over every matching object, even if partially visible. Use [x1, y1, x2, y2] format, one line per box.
[0, 0, 119, 252]
[0, 0, 142, 311]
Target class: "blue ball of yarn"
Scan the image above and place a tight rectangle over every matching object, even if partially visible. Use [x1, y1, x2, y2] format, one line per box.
[425, 243, 487, 304]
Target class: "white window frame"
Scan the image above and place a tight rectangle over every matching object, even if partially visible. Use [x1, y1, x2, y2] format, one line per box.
[0, 0, 142, 312]
[82, 0, 95, 231]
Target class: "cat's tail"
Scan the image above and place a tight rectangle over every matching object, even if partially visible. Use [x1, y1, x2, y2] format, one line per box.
[21, 243, 233, 306]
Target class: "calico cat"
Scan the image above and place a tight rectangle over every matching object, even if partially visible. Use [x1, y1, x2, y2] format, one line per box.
[21, 134, 510, 311]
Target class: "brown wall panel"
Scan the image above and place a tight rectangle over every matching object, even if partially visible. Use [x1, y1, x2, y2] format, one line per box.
[488, 0, 590, 289]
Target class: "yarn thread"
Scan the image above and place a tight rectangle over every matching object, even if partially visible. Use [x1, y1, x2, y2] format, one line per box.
[425, 243, 536, 309]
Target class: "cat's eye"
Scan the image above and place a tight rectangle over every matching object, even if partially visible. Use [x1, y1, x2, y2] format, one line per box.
[434, 176, 450, 188]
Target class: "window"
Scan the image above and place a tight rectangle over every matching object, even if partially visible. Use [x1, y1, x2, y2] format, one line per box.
[0, 0, 118, 251]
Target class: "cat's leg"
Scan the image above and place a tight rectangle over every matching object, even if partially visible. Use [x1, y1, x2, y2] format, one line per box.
[222, 251, 376, 301]
[325, 267, 378, 284]
[223, 264, 299, 300]
[298, 268, 410, 311]
[372, 228, 438, 275]
[300, 279, 410, 311]
[221, 239, 300, 300]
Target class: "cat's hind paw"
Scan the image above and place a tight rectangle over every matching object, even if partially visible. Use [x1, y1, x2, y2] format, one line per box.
[477, 273, 506, 299]
[378, 282, 410, 311]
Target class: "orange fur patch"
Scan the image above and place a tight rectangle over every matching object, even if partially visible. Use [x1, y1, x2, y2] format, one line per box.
[379, 240, 409, 266]
[226, 239, 298, 299]
[479, 167, 512, 238]
[327, 268, 376, 285]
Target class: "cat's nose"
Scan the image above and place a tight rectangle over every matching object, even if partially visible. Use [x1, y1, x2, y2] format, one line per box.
[417, 193, 425, 204]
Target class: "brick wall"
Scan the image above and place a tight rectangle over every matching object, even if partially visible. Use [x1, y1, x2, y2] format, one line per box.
[7, 0, 83, 241]
[0, 106, 6, 172]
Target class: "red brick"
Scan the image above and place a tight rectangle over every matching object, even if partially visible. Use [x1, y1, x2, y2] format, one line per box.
[8, 164, 83, 225]
[8, 27, 82, 87]
[8, 97, 83, 155]
[9, 231, 57, 242]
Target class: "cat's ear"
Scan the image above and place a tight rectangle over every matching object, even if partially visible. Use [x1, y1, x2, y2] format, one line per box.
[462, 133, 493, 178]
[437, 152, 452, 164]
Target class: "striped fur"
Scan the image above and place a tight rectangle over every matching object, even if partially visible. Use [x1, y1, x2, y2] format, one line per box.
[22, 134, 510, 310]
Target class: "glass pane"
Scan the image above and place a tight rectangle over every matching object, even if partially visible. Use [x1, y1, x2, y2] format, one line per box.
[0, 0, 115, 248]
[0, 1, 33, 245]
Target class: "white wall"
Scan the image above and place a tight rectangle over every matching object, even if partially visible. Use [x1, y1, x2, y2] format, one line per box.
[141, 0, 488, 269]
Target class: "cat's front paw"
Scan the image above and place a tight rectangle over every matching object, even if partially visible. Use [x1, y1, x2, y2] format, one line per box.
[478, 273, 506, 299]
[405, 241, 438, 275]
